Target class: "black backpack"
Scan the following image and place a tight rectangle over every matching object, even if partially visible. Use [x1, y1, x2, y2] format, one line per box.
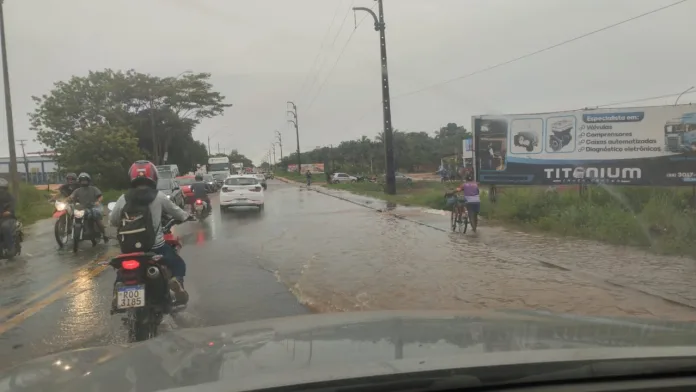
[116, 195, 157, 253]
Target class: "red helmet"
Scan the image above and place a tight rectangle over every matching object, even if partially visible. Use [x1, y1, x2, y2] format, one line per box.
[128, 160, 159, 188]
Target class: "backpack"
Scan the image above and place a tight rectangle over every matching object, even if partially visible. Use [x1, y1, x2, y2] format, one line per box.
[116, 195, 157, 253]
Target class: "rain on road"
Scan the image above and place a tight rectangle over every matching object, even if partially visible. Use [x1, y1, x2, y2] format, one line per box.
[0, 179, 695, 370]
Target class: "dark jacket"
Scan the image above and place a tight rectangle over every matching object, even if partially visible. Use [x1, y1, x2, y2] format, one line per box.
[190, 182, 208, 199]
[59, 183, 79, 198]
[0, 190, 16, 217]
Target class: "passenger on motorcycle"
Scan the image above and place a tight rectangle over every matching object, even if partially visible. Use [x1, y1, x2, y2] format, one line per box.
[58, 172, 79, 198]
[190, 174, 212, 213]
[109, 160, 191, 305]
[67, 172, 108, 242]
[456, 174, 481, 216]
[0, 178, 17, 256]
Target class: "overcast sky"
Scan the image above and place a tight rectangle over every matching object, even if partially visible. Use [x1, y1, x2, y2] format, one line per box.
[1, 0, 695, 164]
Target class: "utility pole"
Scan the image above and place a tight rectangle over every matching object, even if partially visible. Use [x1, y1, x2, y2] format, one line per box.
[271, 143, 276, 166]
[354, 0, 396, 195]
[0, 0, 19, 197]
[148, 88, 159, 164]
[17, 139, 28, 180]
[287, 102, 301, 173]
[207, 136, 211, 156]
[275, 130, 283, 160]
[217, 143, 220, 154]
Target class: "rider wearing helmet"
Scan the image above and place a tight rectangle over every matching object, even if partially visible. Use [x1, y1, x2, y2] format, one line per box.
[108, 160, 191, 304]
[67, 172, 108, 242]
[191, 174, 212, 213]
[0, 178, 17, 256]
[58, 173, 79, 198]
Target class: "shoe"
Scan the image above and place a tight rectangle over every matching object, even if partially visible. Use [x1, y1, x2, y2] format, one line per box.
[169, 277, 189, 305]
[102, 235, 109, 243]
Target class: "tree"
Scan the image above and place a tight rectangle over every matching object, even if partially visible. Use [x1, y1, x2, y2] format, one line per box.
[227, 149, 253, 168]
[30, 69, 232, 183]
[55, 125, 145, 189]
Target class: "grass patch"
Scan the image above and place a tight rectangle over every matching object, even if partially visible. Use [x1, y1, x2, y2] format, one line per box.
[326, 181, 696, 258]
[275, 171, 328, 184]
[14, 183, 54, 226]
[102, 189, 126, 203]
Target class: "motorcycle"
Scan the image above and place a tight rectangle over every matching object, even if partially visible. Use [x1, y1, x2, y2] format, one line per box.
[0, 219, 23, 260]
[107, 201, 186, 342]
[52, 199, 72, 248]
[193, 199, 210, 220]
[71, 203, 103, 252]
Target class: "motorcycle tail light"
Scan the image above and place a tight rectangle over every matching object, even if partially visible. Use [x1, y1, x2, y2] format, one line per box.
[250, 187, 261, 192]
[195, 199, 203, 205]
[122, 260, 140, 270]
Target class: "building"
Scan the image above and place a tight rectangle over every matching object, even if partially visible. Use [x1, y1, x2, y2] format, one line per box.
[0, 154, 59, 184]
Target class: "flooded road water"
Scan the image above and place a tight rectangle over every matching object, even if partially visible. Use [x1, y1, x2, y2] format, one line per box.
[0, 179, 695, 370]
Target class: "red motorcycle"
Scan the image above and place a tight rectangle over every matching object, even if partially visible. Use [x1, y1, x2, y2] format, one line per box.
[108, 217, 187, 342]
[52, 199, 72, 248]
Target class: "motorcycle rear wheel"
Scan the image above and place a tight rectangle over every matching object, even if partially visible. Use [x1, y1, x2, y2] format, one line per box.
[128, 308, 159, 342]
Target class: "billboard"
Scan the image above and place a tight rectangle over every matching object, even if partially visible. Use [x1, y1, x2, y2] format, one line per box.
[287, 163, 325, 173]
[473, 104, 696, 186]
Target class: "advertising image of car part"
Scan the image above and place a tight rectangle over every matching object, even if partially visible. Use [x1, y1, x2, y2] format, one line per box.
[513, 131, 539, 152]
[549, 120, 574, 152]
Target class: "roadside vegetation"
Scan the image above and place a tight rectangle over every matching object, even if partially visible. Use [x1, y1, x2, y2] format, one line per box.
[318, 181, 696, 258]
[15, 184, 54, 226]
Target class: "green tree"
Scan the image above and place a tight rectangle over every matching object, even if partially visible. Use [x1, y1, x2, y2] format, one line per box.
[55, 125, 144, 189]
[227, 149, 253, 168]
[30, 69, 232, 178]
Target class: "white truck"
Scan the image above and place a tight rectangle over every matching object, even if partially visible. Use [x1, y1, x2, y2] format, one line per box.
[207, 156, 231, 185]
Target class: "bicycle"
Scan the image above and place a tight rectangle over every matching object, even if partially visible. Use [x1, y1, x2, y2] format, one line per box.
[445, 191, 469, 233]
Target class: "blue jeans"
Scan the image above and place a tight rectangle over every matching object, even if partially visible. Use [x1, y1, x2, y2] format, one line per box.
[89, 206, 103, 220]
[152, 243, 186, 282]
[0, 218, 15, 252]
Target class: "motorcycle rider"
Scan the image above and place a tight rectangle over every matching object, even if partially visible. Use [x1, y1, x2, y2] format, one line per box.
[191, 174, 212, 214]
[109, 160, 191, 304]
[67, 173, 109, 243]
[305, 170, 312, 186]
[0, 178, 17, 256]
[58, 172, 79, 198]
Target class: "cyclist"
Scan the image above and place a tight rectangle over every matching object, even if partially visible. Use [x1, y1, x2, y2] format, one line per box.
[456, 173, 480, 228]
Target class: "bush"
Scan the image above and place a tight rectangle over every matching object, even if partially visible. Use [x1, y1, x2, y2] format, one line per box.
[14, 183, 54, 225]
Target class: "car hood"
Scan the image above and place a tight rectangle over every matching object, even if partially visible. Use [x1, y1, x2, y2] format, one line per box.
[2, 310, 696, 392]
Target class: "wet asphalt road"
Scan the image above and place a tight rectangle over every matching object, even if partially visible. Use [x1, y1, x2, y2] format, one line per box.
[1, 179, 696, 370]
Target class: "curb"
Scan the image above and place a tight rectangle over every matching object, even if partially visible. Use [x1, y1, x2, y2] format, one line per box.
[277, 177, 696, 312]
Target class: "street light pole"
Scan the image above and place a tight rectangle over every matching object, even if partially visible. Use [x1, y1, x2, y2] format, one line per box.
[287, 102, 301, 173]
[0, 0, 19, 197]
[354, 0, 396, 195]
[275, 130, 283, 160]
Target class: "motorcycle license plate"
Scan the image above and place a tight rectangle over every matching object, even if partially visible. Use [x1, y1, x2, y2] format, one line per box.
[117, 285, 145, 309]
[194, 204, 204, 212]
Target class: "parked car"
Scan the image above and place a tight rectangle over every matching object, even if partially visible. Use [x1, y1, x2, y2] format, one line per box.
[156, 178, 185, 208]
[331, 172, 358, 184]
[219, 175, 265, 211]
[381, 172, 413, 184]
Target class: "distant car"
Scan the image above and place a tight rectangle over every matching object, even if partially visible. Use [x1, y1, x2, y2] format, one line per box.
[254, 173, 267, 190]
[156, 178, 185, 208]
[219, 175, 265, 212]
[381, 172, 413, 184]
[175, 175, 197, 205]
[331, 172, 358, 184]
[201, 174, 218, 192]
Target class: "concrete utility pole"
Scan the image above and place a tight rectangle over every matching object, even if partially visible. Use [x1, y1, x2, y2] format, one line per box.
[0, 0, 19, 197]
[287, 102, 301, 173]
[271, 143, 276, 166]
[354, 0, 396, 195]
[207, 136, 211, 156]
[275, 130, 283, 160]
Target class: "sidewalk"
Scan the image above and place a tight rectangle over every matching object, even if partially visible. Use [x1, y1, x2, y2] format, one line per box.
[277, 176, 696, 312]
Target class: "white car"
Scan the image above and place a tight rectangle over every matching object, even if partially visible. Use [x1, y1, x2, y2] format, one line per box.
[331, 172, 358, 184]
[219, 175, 265, 211]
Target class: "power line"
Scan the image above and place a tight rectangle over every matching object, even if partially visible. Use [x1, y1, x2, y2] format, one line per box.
[295, 0, 345, 100]
[593, 89, 696, 108]
[303, 1, 355, 103]
[391, 0, 690, 100]
[306, 3, 375, 112]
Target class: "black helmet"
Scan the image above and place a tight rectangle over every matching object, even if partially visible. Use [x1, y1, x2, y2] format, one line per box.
[78, 172, 91, 186]
[0, 178, 8, 190]
[195, 174, 203, 181]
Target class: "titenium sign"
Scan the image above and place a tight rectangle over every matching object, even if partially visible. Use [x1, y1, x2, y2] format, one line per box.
[473, 104, 696, 186]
